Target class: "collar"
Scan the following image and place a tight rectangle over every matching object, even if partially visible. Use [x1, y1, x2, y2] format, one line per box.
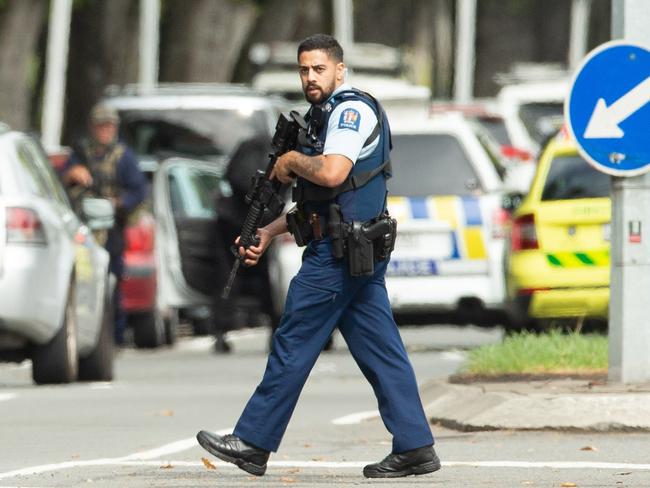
[316, 83, 353, 114]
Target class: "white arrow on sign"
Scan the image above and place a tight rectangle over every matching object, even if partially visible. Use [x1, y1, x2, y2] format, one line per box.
[584, 75, 650, 139]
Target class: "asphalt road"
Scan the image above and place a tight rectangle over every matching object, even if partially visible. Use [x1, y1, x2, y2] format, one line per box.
[1, 325, 650, 487]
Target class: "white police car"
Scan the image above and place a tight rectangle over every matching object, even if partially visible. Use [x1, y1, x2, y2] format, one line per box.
[385, 113, 508, 323]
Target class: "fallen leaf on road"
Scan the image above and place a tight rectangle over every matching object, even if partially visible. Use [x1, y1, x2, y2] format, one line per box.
[280, 477, 296, 484]
[285, 468, 301, 474]
[560, 483, 577, 487]
[580, 446, 597, 451]
[522, 482, 534, 485]
[160, 464, 173, 469]
[303, 444, 312, 448]
[617, 472, 632, 476]
[201, 457, 217, 470]
[158, 409, 174, 417]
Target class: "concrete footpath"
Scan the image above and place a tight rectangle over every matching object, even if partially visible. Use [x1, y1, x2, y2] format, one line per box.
[421, 377, 650, 432]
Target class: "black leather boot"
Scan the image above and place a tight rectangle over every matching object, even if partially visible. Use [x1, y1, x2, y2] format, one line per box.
[196, 431, 269, 476]
[363, 445, 441, 478]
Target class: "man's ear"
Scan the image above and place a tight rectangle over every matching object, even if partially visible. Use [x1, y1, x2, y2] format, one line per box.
[336, 62, 346, 82]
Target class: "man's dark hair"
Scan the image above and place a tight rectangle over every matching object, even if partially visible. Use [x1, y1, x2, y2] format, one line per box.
[297, 34, 344, 63]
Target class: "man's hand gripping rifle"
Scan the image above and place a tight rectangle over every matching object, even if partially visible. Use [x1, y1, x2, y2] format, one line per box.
[221, 111, 308, 299]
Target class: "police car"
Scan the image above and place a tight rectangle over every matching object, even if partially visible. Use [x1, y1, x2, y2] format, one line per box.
[504, 133, 610, 330]
[268, 112, 509, 324]
[385, 113, 508, 322]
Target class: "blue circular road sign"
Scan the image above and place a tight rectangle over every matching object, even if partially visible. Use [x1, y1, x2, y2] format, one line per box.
[566, 40, 650, 177]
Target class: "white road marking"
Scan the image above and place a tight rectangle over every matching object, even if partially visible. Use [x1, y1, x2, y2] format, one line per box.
[331, 410, 379, 425]
[4, 427, 650, 481]
[89, 382, 112, 390]
[5, 458, 650, 479]
[0, 393, 16, 403]
[0, 428, 231, 481]
[122, 428, 231, 461]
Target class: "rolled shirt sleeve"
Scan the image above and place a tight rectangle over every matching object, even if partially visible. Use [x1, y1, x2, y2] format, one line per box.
[322, 100, 379, 165]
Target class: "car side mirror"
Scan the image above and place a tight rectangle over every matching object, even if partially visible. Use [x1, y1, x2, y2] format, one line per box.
[81, 197, 114, 230]
[502, 192, 524, 213]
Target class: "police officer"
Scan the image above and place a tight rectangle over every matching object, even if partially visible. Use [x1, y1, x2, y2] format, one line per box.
[63, 104, 146, 345]
[197, 34, 440, 479]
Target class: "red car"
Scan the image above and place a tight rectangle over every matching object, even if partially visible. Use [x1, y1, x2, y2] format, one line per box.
[122, 211, 175, 347]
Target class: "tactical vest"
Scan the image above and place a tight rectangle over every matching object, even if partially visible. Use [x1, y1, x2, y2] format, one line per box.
[79, 140, 126, 200]
[294, 88, 392, 223]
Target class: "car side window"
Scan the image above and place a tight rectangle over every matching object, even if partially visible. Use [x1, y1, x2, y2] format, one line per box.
[15, 143, 50, 198]
[168, 166, 221, 219]
[24, 139, 72, 208]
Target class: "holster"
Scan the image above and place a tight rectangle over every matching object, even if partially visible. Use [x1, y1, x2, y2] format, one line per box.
[329, 204, 398, 277]
[286, 206, 313, 247]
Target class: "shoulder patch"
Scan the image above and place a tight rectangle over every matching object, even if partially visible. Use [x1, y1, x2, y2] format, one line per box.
[338, 108, 361, 131]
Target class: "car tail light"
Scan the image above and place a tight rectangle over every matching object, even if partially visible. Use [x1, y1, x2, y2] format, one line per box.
[491, 207, 511, 239]
[511, 214, 538, 251]
[6, 207, 47, 245]
[125, 222, 154, 253]
[501, 145, 532, 162]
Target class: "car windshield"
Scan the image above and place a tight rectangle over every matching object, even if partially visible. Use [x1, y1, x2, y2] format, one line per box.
[475, 117, 511, 145]
[518, 102, 564, 145]
[541, 154, 610, 201]
[388, 133, 482, 197]
[119, 108, 268, 162]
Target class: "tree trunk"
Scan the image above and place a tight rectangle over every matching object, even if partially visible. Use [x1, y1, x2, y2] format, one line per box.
[232, 0, 329, 83]
[432, 0, 454, 98]
[0, 0, 46, 131]
[64, 0, 139, 144]
[160, 0, 257, 83]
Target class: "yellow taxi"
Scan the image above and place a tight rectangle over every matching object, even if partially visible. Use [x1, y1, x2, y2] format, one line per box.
[504, 133, 611, 330]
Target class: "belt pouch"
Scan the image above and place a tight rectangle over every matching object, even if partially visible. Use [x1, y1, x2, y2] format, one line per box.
[286, 206, 312, 247]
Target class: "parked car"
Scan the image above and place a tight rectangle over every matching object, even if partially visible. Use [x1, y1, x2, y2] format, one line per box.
[151, 158, 230, 329]
[504, 133, 611, 331]
[496, 80, 569, 157]
[101, 83, 287, 335]
[430, 102, 535, 194]
[0, 125, 115, 384]
[269, 113, 510, 325]
[121, 209, 176, 347]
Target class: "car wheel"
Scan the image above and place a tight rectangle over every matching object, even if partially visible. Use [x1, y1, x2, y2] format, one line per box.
[32, 284, 79, 384]
[78, 290, 114, 381]
[164, 308, 179, 346]
[131, 309, 164, 348]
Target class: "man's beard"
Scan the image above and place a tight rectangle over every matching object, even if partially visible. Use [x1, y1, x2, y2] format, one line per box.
[303, 81, 335, 105]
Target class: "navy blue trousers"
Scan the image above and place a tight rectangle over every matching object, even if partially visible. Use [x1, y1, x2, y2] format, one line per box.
[233, 238, 434, 453]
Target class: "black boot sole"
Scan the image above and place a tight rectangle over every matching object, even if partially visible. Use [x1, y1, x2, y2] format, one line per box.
[363, 460, 441, 478]
[196, 432, 267, 476]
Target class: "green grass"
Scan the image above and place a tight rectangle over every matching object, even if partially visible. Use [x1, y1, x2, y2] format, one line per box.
[463, 330, 608, 375]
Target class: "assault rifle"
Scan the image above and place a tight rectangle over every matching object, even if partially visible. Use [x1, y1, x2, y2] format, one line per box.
[221, 111, 308, 299]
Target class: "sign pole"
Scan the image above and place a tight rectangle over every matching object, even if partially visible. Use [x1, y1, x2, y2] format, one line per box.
[608, 0, 650, 383]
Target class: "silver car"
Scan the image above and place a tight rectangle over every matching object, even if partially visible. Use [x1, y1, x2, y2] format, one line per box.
[0, 126, 115, 384]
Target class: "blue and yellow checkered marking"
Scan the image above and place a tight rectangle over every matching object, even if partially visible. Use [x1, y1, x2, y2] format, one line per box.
[387, 195, 487, 261]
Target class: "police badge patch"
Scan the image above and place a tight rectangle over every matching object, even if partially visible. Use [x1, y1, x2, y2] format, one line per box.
[338, 108, 361, 131]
